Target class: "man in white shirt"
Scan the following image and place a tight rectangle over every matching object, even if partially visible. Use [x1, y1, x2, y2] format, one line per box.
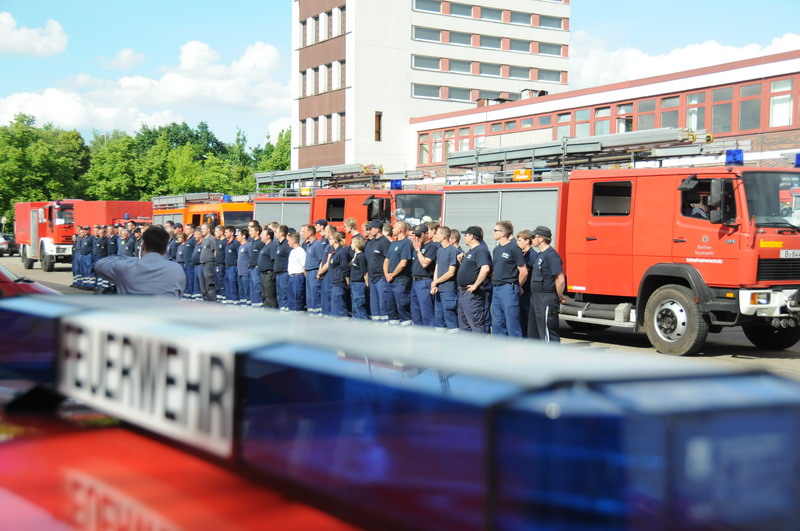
[286, 232, 307, 312]
[94, 226, 186, 297]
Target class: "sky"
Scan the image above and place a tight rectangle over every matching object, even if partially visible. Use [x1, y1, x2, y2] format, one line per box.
[0, 1, 798, 148]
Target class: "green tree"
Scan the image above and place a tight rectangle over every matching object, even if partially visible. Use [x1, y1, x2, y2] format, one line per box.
[82, 132, 138, 199]
[256, 129, 291, 172]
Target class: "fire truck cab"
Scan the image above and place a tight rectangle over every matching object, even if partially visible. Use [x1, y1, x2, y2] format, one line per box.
[152, 193, 254, 230]
[14, 200, 79, 271]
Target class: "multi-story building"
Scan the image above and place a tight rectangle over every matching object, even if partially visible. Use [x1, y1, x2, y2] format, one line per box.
[291, 0, 571, 171]
[411, 49, 800, 174]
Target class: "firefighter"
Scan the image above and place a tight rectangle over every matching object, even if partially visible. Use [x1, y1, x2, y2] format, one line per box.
[92, 225, 109, 293]
[490, 221, 527, 337]
[527, 226, 566, 343]
[78, 226, 94, 290]
[456, 226, 491, 333]
[214, 225, 226, 302]
[223, 226, 240, 305]
[410, 226, 437, 327]
[383, 221, 413, 326]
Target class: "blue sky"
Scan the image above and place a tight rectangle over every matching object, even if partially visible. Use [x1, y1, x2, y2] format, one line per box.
[1, 1, 798, 148]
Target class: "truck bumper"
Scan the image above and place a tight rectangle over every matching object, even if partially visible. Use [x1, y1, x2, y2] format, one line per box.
[739, 289, 800, 317]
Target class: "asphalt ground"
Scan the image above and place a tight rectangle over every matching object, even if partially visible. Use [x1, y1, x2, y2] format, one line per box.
[4, 254, 800, 382]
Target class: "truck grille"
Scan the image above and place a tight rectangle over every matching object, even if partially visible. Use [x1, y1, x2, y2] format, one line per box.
[758, 259, 800, 281]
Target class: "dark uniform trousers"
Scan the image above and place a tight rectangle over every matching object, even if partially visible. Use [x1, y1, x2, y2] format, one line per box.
[528, 290, 561, 343]
[458, 288, 487, 333]
[260, 270, 277, 309]
[200, 262, 216, 301]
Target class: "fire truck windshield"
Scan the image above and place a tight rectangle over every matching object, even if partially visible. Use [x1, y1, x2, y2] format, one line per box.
[742, 171, 800, 228]
[395, 194, 442, 225]
[223, 211, 252, 229]
[56, 204, 74, 225]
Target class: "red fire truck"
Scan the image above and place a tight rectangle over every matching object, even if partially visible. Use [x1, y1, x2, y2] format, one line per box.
[442, 128, 800, 355]
[14, 200, 151, 272]
[253, 164, 442, 234]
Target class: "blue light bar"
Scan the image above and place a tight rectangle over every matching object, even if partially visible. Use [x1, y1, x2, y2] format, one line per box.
[390, 179, 403, 190]
[795, 153, 800, 168]
[726, 149, 744, 165]
[3, 295, 800, 529]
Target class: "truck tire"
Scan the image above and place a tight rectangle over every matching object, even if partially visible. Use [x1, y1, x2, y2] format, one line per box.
[742, 323, 800, 351]
[40, 247, 55, 272]
[21, 246, 34, 270]
[644, 284, 709, 356]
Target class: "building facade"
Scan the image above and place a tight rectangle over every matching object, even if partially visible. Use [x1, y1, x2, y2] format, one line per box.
[291, 0, 571, 171]
[411, 50, 800, 174]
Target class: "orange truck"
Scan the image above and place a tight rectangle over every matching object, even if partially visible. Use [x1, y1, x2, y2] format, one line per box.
[151, 193, 256, 229]
[442, 165, 800, 355]
[15, 200, 151, 271]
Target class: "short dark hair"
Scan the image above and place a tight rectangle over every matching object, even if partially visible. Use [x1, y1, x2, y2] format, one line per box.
[142, 226, 169, 255]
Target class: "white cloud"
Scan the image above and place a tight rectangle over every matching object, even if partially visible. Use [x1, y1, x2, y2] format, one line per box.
[0, 40, 290, 145]
[0, 12, 67, 57]
[103, 48, 145, 70]
[569, 32, 800, 90]
[267, 117, 292, 139]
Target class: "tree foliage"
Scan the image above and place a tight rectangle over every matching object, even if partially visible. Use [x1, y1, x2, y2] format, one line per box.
[0, 114, 291, 223]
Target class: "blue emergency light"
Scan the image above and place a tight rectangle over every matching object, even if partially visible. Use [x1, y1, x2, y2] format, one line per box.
[223, 194, 232, 202]
[726, 149, 744, 166]
[390, 180, 403, 190]
[795, 153, 800, 168]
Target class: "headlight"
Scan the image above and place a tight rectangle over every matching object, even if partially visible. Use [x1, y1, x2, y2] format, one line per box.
[750, 293, 771, 305]
[394, 208, 406, 221]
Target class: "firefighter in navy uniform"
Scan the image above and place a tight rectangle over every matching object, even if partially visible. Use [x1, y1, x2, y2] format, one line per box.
[223, 226, 240, 305]
[91, 225, 109, 293]
[214, 225, 227, 302]
[78, 226, 95, 290]
[527, 226, 566, 343]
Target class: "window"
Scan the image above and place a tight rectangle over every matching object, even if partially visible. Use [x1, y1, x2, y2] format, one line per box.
[595, 107, 610, 118]
[450, 31, 472, 46]
[449, 60, 471, 73]
[740, 84, 761, 98]
[449, 87, 471, 101]
[509, 66, 529, 80]
[770, 79, 794, 127]
[661, 110, 679, 128]
[414, 27, 441, 42]
[444, 129, 455, 139]
[595, 120, 610, 136]
[617, 103, 633, 115]
[414, 0, 441, 13]
[575, 123, 590, 137]
[687, 92, 705, 105]
[481, 35, 502, 49]
[638, 114, 655, 130]
[505, 121, 517, 131]
[374, 112, 382, 142]
[326, 198, 345, 222]
[539, 42, 562, 56]
[712, 87, 733, 102]
[712, 103, 732, 133]
[413, 84, 440, 98]
[480, 90, 501, 100]
[509, 39, 530, 52]
[661, 96, 679, 109]
[617, 117, 633, 133]
[638, 99, 656, 112]
[539, 16, 562, 29]
[510, 11, 530, 25]
[557, 112, 570, 123]
[686, 92, 705, 130]
[413, 56, 440, 70]
[457, 127, 471, 150]
[556, 125, 570, 139]
[473, 125, 485, 135]
[575, 109, 590, 121]
[521, 118, 533, 128]
[450, 3, 472, 17]
[490, 123, 502, 133]
[480, 63, 501, 76]
[739, 99, 761, 130]
[592, 182, 632, 216]
[481, 7, 502, 21]
[538, 69, 561, 82]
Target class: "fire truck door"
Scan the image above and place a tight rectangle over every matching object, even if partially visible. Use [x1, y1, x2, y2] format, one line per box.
[30, 210, 40, 258]
[582, 180, 635, 296]
[672, 179, 739, 286]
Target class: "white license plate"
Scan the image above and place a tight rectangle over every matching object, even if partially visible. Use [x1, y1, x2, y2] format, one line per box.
[780, 249, 800, 258]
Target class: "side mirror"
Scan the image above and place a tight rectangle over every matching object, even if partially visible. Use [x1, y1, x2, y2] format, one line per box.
[709, 210, 723, 224]
[708, 179, 722, 207]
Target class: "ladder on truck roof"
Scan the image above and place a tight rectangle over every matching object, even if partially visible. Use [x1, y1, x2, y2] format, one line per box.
[255, 164, 431, 195]
[152, 192, 255, 209]
[445, 127, 746, 184]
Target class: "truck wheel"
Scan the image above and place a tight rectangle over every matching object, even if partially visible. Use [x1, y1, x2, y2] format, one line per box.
[565, 321, 610, 332]
[742, 323, 800, 351]
[644, 285, 709, 356]
[21, 246, 34, 269]
[40, 245, 55, 272]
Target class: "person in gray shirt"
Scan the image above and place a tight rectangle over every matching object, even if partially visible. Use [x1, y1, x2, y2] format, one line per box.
[198, 223, 217, 302]
[94, 226, 185, 297]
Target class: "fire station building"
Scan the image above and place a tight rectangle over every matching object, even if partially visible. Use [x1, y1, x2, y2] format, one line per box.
[411, 49, 800, 174]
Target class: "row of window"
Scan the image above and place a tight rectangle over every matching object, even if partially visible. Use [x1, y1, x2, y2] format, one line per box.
[300, 61, 346, 98]
[416, 76, 798, 165]
[300, 113, 346, 147]
[413, 25, 564, 55]
[300, 6, 346, 48]
[413, 0, 566, 30]
[412, 55, 561, 81]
